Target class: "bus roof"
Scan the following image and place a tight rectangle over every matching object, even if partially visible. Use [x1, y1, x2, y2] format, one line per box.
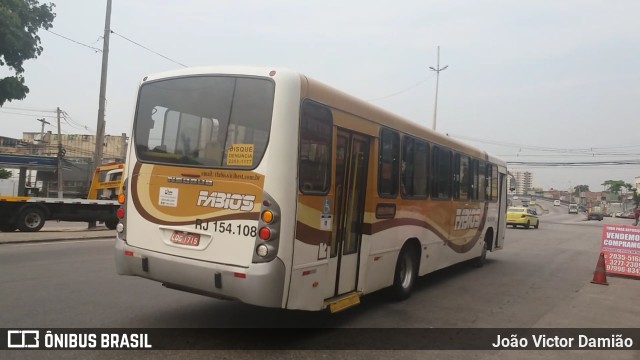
[139, 65, 506, 167]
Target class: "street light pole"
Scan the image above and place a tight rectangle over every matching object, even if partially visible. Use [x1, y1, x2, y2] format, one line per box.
[429, 46, 448, 131]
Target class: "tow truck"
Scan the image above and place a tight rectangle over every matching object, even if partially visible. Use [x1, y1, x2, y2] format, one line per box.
[0, 163, 124, 232]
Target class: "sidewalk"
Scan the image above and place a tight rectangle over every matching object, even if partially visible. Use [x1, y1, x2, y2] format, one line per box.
[0, 221, 115, 245]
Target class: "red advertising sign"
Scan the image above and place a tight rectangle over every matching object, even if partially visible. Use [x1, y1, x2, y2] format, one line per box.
[600, 224, 640, 277]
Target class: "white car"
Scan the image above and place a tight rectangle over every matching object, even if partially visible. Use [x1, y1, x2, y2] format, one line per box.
[553, 200, 561, 206]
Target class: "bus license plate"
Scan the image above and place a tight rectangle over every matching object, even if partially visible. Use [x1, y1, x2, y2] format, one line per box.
[170, 231, 200, 246]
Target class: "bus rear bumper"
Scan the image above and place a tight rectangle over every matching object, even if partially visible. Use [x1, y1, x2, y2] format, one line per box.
[115, 237, 285, 309]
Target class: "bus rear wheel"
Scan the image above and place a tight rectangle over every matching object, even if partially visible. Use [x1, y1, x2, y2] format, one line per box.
[390, 245, 418, 301]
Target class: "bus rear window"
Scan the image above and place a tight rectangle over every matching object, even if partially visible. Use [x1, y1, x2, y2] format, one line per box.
[134, 76, 275, 168]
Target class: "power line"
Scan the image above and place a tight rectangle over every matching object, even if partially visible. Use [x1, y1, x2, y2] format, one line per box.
[45, 29, 102, 53]
[0, 110, 58, 118]
[110, 30, 188, 67]
[507, 160, 640, 167]
[448, 133, 640, 153]
[0, 106, 57, 113]
[62, 111, 94, 133]
[367, 73, 436, 102]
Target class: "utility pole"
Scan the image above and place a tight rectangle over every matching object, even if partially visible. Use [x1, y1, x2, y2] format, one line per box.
[56, 107, 63, 198]
[120, 132, 128, 162]
[93, 0, 112, 172]
[36, 117, 50, 155]
[429, 46, 448, 131]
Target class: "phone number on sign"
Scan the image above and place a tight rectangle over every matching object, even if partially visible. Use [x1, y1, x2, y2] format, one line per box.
[606, 264, 640, 274]
[607, 253, 640, 261]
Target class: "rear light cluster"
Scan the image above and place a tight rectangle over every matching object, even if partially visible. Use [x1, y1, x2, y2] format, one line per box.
[253, 192, 281, 263]
[116, 180, 127, 239]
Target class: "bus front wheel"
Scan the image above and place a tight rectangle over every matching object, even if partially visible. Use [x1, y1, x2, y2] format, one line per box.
[390, 245, 418, 301]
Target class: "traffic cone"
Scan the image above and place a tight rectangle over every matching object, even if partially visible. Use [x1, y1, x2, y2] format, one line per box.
[591, 253, 609, 285]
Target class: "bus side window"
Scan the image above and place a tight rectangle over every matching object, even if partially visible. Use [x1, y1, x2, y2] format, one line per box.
[401, 136, 429, 198]
[431, 146, 452, 199]
[378, 128, 399, 197]
[299, 100, 332, 194]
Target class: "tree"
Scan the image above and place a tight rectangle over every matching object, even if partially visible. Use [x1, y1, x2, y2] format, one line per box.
[601, 180, 628, 195]
[0, 0, 56, 106]
[574, 184, 589, 196]
[0, 168, 11, 179]
[631, 188, 640, 208]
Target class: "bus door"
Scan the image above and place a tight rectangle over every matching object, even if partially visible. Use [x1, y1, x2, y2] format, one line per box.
[327, 129, 370, 296]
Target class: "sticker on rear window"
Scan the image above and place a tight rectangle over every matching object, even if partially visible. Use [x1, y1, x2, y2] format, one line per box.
[226, 144, 254, 166]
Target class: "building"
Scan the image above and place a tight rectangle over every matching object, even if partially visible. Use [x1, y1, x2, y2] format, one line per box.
[0, 133, 128, 198]
[510, 170, 533, 195]
[21, 131, 127, 163]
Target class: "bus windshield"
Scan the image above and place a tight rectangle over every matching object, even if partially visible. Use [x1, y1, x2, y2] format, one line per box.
[133, 75, 275, 168]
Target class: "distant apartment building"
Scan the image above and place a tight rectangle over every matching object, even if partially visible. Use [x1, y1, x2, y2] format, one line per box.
[510, 170, 533, 194]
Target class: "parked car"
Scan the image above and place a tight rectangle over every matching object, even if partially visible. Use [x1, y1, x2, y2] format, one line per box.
[507, 206, 539, 229]
[587, 212, 604, 221]
[622, 212, 636, 219]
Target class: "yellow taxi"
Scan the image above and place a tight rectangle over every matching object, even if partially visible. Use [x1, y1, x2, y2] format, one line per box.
[507, 206, 539, 229]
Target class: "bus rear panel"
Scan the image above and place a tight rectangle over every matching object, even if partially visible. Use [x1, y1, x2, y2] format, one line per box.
[115, 69, 299, 308]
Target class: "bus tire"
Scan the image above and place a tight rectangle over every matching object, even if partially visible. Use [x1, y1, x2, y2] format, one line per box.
[390, 245, 418, 301]
[17, 206, 46, 232]
[472, 235, 489, 268]
[105, 218, 118, 230]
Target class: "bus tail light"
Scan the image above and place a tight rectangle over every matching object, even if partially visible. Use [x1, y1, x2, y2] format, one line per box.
[256, 244, 269, 257]
[117, 178, 128, 240]
[253, 191, 281, 263]
[259, 227, 271, 240]
[261, 210, 274, 223]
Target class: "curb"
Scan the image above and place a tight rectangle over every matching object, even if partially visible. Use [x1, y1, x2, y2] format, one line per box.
[0, 234, 115, 245]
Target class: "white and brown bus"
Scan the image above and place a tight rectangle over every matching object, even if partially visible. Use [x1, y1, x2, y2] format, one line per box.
[115, 66, 508, 312]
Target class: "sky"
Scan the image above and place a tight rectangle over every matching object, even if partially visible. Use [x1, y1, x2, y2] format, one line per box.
[1, 0, 639, 192]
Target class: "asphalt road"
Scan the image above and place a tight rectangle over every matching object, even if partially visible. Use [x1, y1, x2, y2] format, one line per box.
[1, 200, 639, 359]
